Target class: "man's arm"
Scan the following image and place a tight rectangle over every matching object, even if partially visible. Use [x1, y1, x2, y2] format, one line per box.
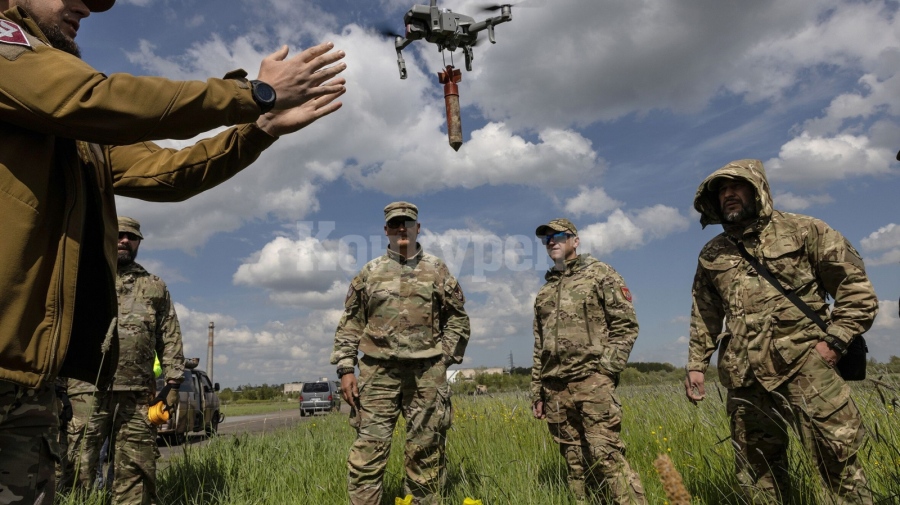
[154, 284, 185, 386]
[439, 271, 470, 365]
[331, 275, 366, 370]
[598, 269, 639, 375]
[0, 33, 344, 144]
[108, 123, 275, 201]
[685, 262, 724, 402]
[809, 221, 879, 350]
[331, 274, 366, 404]
[531, 303, 545, 419]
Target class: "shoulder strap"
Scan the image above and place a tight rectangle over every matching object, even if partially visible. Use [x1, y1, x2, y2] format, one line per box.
[734, 241, 828, 333]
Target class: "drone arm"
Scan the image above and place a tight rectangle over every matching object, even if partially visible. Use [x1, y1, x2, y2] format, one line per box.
[394, 37, 417, 80]
[466, 7, 512, 37]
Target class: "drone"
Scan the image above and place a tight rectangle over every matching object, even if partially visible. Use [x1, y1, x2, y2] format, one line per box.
[382, 1, 515, 150]
[390, 1, 513, 79]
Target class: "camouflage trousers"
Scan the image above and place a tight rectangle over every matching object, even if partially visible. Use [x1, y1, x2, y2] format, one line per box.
[347, 356, 452, 505]
[541, 372, 647, 505]
[728, 350, 872, 505]
[0, 381, 59, 505]
[80, 390, 160, 505]
[56, 392, 95, 492]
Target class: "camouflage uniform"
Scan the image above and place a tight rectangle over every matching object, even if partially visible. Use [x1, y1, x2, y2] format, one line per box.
[0, 381, 57, 505]
[688, 159, 878, 504]
[79, 260, 184, 505]
[332, 202, 470, 505]
[57, 379, 97, 492]
[533, 246, 647, 505]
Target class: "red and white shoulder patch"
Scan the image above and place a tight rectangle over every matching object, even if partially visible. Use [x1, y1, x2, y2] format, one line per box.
[0, 20, 31, 48]
[621, 286, 633, 302]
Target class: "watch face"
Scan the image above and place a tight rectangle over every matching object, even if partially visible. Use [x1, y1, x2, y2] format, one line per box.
[255, 81, 276, 103]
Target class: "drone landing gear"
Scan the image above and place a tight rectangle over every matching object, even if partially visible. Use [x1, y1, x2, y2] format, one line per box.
[438, 65, 463, 151]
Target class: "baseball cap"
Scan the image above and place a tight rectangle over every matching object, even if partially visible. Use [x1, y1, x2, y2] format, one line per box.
[384, 201, 418, 223]
[535, 218, 577, 237]
[118, 216, 143, 239]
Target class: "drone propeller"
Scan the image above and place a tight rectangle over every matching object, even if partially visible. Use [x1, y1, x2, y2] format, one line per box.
[373, 22, 403, 40]
[476, 0, 539, 12]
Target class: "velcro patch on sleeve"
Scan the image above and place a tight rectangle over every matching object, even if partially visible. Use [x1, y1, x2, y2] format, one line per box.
[0, 20, 31, 47]
[621, 286, 633, 302]
[0, 20, 32, 61]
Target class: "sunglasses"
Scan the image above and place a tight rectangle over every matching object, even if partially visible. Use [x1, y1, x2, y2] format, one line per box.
[541, 232, 573, 245]
[386, 219, 416, 230]
[118, 232, 141, 241]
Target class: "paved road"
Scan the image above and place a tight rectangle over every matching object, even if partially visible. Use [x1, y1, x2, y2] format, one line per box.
[158, 405, 349, 461]
[158, 408, 307, 460]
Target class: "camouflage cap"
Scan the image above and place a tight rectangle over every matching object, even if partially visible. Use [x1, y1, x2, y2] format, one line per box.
[384, 201, 418, 222]
[83, 0, 115, 12]
[535, 218, 577, 236]
[118, 216, 143, 239]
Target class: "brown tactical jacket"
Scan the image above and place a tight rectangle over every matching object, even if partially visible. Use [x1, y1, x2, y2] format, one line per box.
[0, 7, 274, 388]
[688, 159, 878, 391]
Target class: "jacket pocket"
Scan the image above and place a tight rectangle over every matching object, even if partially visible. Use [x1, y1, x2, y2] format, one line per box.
[699, 254, 741, 303]
[760, 234, 815, 293]
[797, 352, 864, 462]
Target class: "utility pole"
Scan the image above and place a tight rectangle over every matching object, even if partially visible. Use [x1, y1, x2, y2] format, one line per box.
[508, 351, 514, 371]
[207, 321, 214, 383]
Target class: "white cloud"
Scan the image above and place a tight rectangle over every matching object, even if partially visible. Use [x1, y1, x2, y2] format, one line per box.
[453, 0, 899, 128]
[578, 206, 690, 257]
[862, 223, 900, 251]
[346, 124, 603, 194]
[463, 274, 542, 349]
[772, 192, 834, 211]
[175, 302, 343, 384]
[233, 233, 360, 308]
[765, 133, 895, 184]
[872, 299, 899, 331]
[861, 223, 900, 266]
[564, 186, 622, 217]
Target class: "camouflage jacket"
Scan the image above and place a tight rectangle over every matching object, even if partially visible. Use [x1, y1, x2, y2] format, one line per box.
[532, 254, 639, 401]
[688, 159, 878, 391]
[331, 246, 470, 369]
[112, 262, 184, 392]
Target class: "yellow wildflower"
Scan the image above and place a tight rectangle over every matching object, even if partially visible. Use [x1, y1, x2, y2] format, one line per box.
[463, 499, 483, 505]
[395, 495, 413, 505]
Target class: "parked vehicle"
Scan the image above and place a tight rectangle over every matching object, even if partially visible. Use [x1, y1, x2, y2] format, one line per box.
[299, 379, 341, 416]
[156, 358, 223, 443]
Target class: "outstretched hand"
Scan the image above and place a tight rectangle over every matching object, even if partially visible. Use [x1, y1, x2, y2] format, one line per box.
[256, 78, 345, 137]
[257, 43, 347, 111]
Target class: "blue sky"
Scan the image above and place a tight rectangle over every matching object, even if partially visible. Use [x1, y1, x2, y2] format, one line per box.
[75, 0, 899, 387]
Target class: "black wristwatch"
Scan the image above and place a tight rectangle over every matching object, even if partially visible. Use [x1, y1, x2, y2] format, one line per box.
[337, 367, 355, 379]
[250, 80, 276, 114]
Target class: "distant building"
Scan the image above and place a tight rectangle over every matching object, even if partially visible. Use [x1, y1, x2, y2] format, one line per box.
[446, 367, 506, 383]
[284, 382, 304, 394]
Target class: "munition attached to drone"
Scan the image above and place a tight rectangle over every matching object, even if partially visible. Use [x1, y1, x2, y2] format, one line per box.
[388, 1, 514, 149]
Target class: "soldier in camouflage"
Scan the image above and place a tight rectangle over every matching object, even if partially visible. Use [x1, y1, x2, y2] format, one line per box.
[55, 378, 95, 492]
[78, 217, 184, 505]
[332, 202, 470, 505]
[531, 218, 647, 505]
[685, 159, 878, 504]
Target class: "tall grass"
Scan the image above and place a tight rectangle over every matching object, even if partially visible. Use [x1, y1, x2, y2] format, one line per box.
[57, 377, 900, 505]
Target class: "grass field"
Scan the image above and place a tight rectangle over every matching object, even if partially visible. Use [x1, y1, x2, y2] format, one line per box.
[59, 379, 900, 505]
